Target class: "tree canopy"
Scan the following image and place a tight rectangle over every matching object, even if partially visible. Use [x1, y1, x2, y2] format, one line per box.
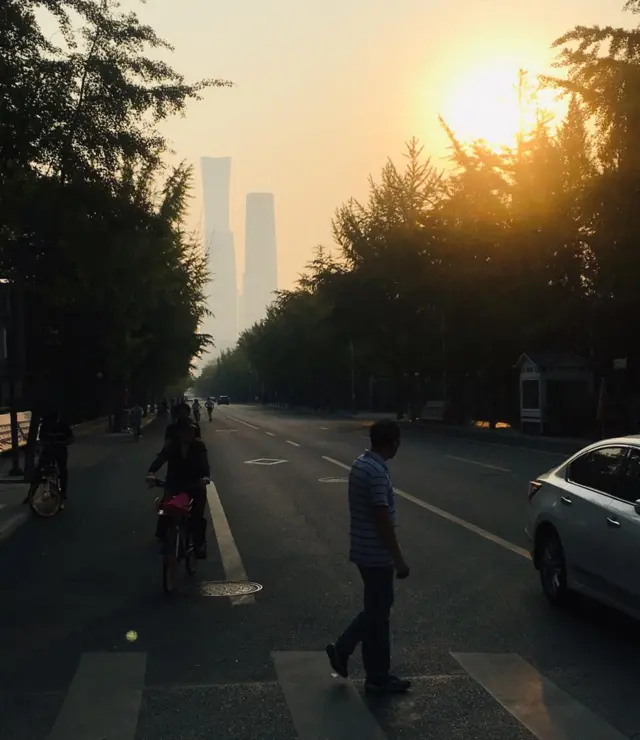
[195, 1, 640, 427]
[1, 0, 231, 421]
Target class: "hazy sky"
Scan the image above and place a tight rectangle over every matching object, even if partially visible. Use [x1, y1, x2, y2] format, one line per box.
[126, 0, 627, 289]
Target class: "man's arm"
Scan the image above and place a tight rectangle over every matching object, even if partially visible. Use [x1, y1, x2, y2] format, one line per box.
[148, 446, 169, 475]
[370, 475, 409, 578]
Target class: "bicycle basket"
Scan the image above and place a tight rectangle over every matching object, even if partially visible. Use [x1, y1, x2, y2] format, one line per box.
[159, 493, 191, 516]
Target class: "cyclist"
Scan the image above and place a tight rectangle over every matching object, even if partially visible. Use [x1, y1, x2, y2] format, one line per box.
[191, 398, 201, 423]
[164, 402, 201, 444]
[205, 397, 214, 422]
[147, 418, 210, 559]
[36, 411, 74, 505]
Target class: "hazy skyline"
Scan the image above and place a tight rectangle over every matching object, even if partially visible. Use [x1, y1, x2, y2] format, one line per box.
[242, 193, 278, 333]
[124, 0, 626, 291]
[201, 157, 238, 354]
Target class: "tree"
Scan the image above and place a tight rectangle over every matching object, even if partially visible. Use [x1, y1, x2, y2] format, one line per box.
[1, 0, 231, 426]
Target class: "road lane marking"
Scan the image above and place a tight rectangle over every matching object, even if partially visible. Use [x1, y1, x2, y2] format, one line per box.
[226, 415, 259, 430]
[46, 652, 146, 740]
[452, 653, 628, 740]
[319, 426, 329, 430]
[286, 440, 300, 447]
[206, 483, 254, 605]
[445, 455, 511, 472]
[272, 651, 388, 740]
[265, 431, 276, 436]
[322, 456, 530, 560]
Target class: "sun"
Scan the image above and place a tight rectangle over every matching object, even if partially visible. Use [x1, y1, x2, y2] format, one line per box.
[441, 62, 557, 150]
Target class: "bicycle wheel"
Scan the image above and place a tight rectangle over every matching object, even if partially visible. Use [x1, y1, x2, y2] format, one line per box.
[28, 477, 62, 518]
[162, 524, 179, 595]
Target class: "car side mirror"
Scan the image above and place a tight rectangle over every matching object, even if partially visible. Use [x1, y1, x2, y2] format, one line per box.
[634, 500, 640, 516]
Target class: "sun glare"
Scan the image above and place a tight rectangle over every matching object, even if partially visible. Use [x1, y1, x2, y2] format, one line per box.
[441, 62, 559, 151]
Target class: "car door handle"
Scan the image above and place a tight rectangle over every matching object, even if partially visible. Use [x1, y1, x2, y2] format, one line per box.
[560, 496, 572, 506]
[606, 517, 621, 528]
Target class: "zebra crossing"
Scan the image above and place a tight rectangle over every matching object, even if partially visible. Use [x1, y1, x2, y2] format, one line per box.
[1, 649, 629, 740]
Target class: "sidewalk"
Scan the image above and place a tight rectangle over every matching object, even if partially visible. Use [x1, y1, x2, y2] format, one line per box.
[403, 419, 593, 455]
[0, 413, 157, 544]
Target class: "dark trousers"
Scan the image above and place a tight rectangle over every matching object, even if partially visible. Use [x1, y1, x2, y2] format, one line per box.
[155, 485, 206, 549]
[335, 565, 395, 682]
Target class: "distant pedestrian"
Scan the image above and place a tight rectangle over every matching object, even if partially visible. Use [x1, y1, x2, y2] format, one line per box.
[326, 419, 411, 693]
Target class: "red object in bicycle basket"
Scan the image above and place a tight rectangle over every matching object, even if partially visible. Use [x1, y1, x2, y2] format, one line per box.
[160, 492, 191, 515]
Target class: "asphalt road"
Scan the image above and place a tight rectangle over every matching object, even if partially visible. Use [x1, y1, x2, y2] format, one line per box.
[0, 405, 639, 740]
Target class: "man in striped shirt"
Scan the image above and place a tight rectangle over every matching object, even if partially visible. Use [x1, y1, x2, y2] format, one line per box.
[326, 420, 411, 693]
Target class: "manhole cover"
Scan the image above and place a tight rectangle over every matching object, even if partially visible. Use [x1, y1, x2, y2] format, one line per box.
[244, 458, 287, 466]
[319, 476, 348, 483]
[183, 580, 263, 597]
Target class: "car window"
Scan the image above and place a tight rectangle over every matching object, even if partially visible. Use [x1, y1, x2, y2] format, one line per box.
[567, 446, 628, 496]
[619, 449, 640, 504]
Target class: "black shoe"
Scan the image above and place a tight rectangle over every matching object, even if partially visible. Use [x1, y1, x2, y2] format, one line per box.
[326, 644, 349, 678]
[364, 675, 411, 693]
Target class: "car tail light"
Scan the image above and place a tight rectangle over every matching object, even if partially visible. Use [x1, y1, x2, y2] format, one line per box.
[528, 480, 543, 503]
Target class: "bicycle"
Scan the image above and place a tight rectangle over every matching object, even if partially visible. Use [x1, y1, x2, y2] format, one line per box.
[27, 444, 63, 517]
[149, 479, 197, 594]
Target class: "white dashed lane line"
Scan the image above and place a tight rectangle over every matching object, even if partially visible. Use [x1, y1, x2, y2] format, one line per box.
[445, 455, 511, 473]
[286, 440, 300, 447]
[321, 456, 530, 560]
[265, 432, 276, 437]
[225, 415, 259, 430]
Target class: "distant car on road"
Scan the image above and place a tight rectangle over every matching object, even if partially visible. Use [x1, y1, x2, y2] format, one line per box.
[218, 395, 230, 405]
[526, 435, 640, 620]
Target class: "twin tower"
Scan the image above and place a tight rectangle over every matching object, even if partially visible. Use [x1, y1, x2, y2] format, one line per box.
[201, 157, 278, 354]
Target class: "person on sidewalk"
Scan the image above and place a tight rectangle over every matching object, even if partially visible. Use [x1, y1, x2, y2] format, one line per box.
[129, 403, 144, 439]
[148, 418, 210, 559]
[326, 419, 411, 693]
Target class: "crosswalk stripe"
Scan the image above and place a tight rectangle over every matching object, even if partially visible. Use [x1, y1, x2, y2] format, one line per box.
[272, 651, 388, 740]
[452, 652, 628, 740]
[46, 652, 146, 740]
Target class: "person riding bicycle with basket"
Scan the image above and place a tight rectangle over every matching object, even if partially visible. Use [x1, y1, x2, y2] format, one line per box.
[146, 418, 210, 559]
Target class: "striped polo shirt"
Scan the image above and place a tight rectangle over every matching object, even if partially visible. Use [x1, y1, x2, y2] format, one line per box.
[348, 450, 395, 567]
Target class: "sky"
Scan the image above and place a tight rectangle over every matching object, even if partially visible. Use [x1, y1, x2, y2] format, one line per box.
[122, 0, 628, 290]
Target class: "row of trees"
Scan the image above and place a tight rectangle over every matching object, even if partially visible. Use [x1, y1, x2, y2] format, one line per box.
[1, 0, 230, 423]
[196, 2, 640, 424]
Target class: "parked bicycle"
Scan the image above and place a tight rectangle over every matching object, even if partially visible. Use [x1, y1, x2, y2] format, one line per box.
[148, 478, 197, 594]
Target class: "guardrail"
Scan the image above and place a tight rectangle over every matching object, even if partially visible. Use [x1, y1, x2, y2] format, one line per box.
[0, 422, 30, 451]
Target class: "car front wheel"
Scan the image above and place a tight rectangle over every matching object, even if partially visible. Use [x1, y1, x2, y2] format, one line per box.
[538, 528, 569, 606]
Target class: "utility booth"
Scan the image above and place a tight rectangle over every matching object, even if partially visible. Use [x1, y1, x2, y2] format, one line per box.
[515, 352, 593, 436]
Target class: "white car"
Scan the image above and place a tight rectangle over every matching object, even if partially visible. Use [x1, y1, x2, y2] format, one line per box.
[526, 435, 640, 619]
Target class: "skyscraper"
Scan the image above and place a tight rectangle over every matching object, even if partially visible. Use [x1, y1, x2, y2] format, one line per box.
[241, 193, 278, 331]
[201, 157, 238, 353]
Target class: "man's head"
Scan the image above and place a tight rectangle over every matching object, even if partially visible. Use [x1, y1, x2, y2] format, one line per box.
[175, 417, 197, 444]
[176, 402, 191, 420]
[369, 419, 401, 460]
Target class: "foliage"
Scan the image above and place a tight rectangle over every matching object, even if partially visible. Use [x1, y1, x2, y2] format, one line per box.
[1, 0, 232, 421]
[196, 1, 640, 427]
